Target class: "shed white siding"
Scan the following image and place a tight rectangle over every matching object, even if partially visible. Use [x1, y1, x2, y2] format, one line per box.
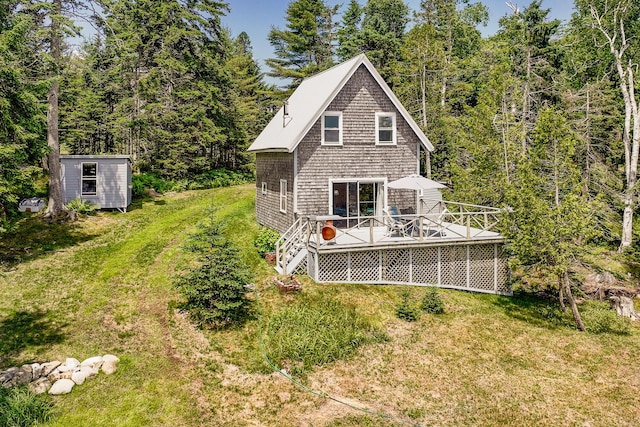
[60, 155, 132, 210]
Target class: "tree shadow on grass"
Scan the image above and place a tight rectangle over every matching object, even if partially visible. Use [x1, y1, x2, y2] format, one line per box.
[0, 310, 67, 368]
[0, 216, 100, 269]
[492, 290, 574, 330]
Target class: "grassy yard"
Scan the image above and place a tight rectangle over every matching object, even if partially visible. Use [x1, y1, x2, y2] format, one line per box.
[1, 185, 639, 426]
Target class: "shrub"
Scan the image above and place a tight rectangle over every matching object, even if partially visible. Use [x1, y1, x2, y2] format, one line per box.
[174, 221, 253, 329]
[65, 197, 98, 215]
[421, 287, 445, 314]
[265, 296, 387, 375]
[131, 173, 176, 198]
[581, 300, 631, 335]
[187, 169, 254, 190]
[0, 386, 56, 427]
[396, 290, 420, 322]
[254, 227, 280, 257]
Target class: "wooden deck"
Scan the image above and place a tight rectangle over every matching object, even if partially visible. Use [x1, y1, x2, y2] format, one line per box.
[275, 201, 511, 295]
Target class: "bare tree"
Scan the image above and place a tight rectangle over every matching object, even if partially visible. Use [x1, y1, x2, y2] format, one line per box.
[587, 0, 639, 251]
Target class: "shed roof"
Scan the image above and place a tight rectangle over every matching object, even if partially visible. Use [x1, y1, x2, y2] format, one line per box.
[247, 54, 434, 153]
[60, 155, 132, 163]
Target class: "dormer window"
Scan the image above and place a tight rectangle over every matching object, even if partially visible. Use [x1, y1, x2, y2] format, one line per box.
[322, 112, 342, 145]
[376, 112, 396, 145]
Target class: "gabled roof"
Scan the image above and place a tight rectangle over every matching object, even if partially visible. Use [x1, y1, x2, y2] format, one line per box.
[247, 54, 434, 153]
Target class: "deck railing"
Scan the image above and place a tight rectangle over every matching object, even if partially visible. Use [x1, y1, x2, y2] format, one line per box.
[275, 217, 311, 273]
[298, 200, 505, 249]
[419, 198, 503, 238]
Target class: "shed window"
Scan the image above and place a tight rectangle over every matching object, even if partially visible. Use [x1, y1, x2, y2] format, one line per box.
[81, 162, 97, 196]
[322, 112, 342, 145]
[280, 180, 287, 213]
[261, 182, 267, 195]
[376, 112, 396, 145]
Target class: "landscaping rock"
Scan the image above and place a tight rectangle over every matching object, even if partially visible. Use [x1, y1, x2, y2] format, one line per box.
[65, 358, 80, 370]
[30, 363, 42, 379]
[81, 356, 103, 369]
[12, 367, 32, 385]
[102, 354, 120, 364]
[49, 379, 75, 395]
[81, 366, 99, 380]
[29, 378, 52, 395]
[71, 370, 87, 385]
[101, 354, 120, 375]
[101, 361, 117, 375]
[41, 361, 61, 377]
[3, 354, 117, 394]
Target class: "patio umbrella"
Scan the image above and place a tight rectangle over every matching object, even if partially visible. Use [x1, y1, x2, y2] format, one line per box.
[387, 174, 447, 191]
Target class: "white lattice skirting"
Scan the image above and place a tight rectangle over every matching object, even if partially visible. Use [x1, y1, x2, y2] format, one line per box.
[307, 243, 510, 295]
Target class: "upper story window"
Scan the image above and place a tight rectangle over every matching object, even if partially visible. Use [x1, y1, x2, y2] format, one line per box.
[322, 112, 342, 145]
[81, 162, 97, 196]
[375, 112, 396, 145]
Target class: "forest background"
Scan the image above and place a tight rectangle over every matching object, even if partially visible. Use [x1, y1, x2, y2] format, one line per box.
[2, 0, 640, 314]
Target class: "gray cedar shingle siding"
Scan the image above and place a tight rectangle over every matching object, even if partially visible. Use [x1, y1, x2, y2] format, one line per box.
[295, 65, 418, 217]
[255, 152, 295, 233]
[60, 156, 131, 210]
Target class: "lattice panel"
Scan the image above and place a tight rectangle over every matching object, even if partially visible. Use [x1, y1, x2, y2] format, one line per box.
[411, 247, 439, 285]
[318, 252, 349, 282]
[469, 244, 495, 291]
[496, 245, 511, 294]
[294, 256, 308, 276]
[382, 249, 410, 283]
[350, 251, 380, 282]
[441, 245, 468, 288]
[308, 251, 317, 280]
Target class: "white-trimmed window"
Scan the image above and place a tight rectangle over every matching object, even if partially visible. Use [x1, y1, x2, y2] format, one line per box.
[322, 112, 342, 145]
[279, 179, 287, 213]
[81, 162, 97, 196]
[375, 112, 396, 145]
[261, 182, 267, 195]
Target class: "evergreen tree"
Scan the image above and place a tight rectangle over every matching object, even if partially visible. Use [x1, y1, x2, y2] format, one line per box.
[504, 107, 600, 331]
[266, 0, 337, 90]
[95, 0, 235, 179]
[358, 0, 409, 85]
[0, 6, 46, 231]
[496, 0, 561, 153]
[336, 0, 363, 61]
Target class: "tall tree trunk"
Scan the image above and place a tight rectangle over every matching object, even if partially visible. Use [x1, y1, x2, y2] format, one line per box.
[562, 271, 585, 332]
[521, 45, 531, 154]
[590, 2, 639, 251]
[421, 63, 432, 178]
[44, 0, 68, 218]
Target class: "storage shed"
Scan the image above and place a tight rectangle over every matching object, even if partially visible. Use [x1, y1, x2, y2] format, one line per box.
[60, 155, 132, 211]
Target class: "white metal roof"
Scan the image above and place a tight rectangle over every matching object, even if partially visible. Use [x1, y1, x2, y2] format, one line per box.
[247, 54, 434, 153]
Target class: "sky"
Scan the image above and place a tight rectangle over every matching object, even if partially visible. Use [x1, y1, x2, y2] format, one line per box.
[222, 0, 576, 81]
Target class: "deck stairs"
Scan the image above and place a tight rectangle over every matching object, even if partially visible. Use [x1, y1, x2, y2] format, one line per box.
[275, 218, 309, 275]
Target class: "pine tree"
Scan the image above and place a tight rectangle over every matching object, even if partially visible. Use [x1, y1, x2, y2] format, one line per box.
[0, 7, 47, 231]
[266, 0, 337, 90]
[504, 107, 600, 331]
[336, 0, 363, 61]
[358, 0, 409, 85]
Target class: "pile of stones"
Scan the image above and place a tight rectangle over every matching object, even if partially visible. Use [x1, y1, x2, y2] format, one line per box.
[0, 355, 120, 395]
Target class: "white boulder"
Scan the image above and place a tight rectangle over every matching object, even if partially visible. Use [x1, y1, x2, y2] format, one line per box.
[48, 379, 75, 395]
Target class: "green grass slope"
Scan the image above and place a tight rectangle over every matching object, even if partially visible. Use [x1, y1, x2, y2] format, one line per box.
[0, 185, 638, 426]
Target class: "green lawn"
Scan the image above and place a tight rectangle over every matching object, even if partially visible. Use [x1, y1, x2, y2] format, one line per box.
[1, 185, 639, 426]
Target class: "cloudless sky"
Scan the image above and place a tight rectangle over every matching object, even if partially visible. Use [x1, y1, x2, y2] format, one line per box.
[223, 0, 575, 81]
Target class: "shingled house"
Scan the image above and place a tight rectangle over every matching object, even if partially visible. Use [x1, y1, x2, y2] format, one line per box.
[248, 54, 433, 233]
[248, 54, 510, 295]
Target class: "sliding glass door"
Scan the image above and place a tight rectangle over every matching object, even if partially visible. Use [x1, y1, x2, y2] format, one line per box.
[331, 180, 384, 228]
